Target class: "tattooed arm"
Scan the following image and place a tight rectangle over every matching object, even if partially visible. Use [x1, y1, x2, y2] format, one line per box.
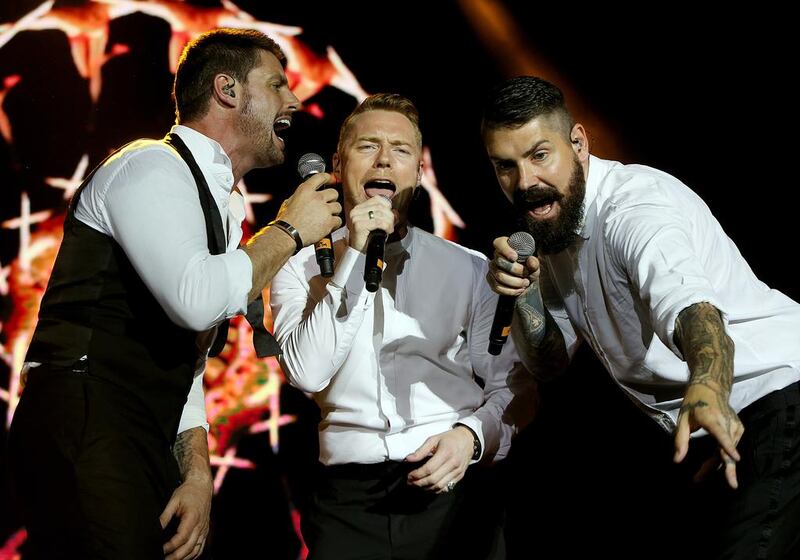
[160, 427, 213, 559]
[487, 237, 569, 382]
[672, 301, 743, 489]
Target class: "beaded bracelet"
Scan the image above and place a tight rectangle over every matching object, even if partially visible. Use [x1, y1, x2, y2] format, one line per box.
[268, 220, 303, 255]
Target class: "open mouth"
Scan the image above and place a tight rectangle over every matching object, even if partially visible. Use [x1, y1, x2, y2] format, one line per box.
[364, 179, 396, 200]
[518, 189, 563, 219]
[273, 116, 292, 148]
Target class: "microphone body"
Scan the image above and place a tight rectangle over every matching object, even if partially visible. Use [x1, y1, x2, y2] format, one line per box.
[488, 231, 536, 355]
[298, 153, 333, 277]
[363, 194, 393, 292]
[364, 230, 387, 292]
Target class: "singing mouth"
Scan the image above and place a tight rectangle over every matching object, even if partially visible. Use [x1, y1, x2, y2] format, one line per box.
[364, 179, 396, 199]
[273, 115, 292, 137]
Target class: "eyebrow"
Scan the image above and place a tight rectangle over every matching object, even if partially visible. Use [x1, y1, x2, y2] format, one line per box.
[266, 73, 289, 87]
[356, 135, 414, 147]
[490, 139, 550, 163]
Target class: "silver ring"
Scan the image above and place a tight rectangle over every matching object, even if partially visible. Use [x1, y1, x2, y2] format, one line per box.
[446, 480, 456, 492]
[368, 210, 374, 220]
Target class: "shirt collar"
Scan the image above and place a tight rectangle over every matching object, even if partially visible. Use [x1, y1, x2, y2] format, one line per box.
[578, 155, 609, 240]
[170, 124, 234, 193]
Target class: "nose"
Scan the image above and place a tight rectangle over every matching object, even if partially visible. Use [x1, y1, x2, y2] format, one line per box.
[516, 161, 540, 191]
[374, 145, 391, 168]
[284, 88, 300, 113]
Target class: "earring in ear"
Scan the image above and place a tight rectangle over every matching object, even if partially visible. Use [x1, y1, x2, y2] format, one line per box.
[222, 79, 236, 98]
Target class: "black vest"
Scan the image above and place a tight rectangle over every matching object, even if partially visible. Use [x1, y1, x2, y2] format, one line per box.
[26, 133, 277, 441]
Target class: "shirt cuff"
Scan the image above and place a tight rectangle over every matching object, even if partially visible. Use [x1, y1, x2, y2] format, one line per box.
[454, 415, 485, 463]
[657, 293, 727, 358]
[331, 247, 369, 298]
[177, 372, 209, 434]
[222, 248, 253, 318]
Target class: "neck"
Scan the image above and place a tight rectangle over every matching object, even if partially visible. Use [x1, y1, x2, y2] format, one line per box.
[181, 120, 254, 185]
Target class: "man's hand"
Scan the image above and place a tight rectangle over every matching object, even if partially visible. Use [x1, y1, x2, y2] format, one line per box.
[405, 426, 475, 493]
[347, 196, 396, 253]
[673, 302, 742, 489]
[161, 427, 212, 559]
[160, 476, 212, 560]
[277, 172, 342, 247]
[674, 381, 744, 489]
[486, 236, 539, 297]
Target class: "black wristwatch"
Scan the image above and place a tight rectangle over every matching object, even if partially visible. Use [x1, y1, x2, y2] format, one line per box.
[454, 423, 482, 461]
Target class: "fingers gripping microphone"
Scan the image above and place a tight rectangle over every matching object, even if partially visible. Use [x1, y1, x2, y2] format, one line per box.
[364, 194, 391, 293]
[488, 231, 536, 355]
[298, 153, 334, 277]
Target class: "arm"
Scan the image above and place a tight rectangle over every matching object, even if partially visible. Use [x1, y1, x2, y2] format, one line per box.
[271, 246, 375, 393]
[95, 149, 253, 331]
[160, 427, 212, 560]
[487, 236, 569, 380]
[605, 195, 742, 487]
[243, 172, 341, 302]
[407, 256, 539, 493]
[270, 197, 394, 393]
[673, 302, 742, 488]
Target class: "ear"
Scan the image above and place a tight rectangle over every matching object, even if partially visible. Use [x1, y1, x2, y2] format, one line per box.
[416, 159, 424, 186]
[213, 74, 238, 108]
[569, 123, 589, 163]
[332, 152, 341, 176]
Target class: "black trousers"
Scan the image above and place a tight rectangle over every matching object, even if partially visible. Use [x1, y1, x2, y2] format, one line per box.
[688, 381, 800, 560]
[8, 364, 182, 559]
[301, 460, 504, 560]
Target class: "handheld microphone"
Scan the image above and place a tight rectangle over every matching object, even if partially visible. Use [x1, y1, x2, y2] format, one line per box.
[298, 153, 333, 277]
[364, 230, 387, 293]
[488, 231, 536, 355]
[363, 194, 391, 293]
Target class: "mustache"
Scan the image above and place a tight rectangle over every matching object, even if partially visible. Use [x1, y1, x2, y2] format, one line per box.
[513, 186, 565, 208]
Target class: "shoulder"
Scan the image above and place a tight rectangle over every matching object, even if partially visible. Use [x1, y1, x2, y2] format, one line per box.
[413, 228, 488, 271]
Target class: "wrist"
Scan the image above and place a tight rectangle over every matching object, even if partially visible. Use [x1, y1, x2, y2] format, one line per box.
[268, 219, 303, 254]
[453, 422, 482, 461]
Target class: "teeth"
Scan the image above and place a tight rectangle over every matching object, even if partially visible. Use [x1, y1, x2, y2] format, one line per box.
[274, 118, 291, 131]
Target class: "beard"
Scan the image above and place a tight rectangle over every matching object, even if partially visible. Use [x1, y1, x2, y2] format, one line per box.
[239, 91, 283, 167]
[514, 157, 586, 255]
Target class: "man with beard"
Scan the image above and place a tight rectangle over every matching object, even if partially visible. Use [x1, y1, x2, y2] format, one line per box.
[9, 28, 341, 559]
[270, 93, 531, 559]
[482, 76, 800, 559]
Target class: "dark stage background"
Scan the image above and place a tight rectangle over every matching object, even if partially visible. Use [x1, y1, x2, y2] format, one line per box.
[0, 2, 796, 558]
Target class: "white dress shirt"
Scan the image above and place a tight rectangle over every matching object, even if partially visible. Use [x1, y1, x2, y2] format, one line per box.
[271, 226, 527, 465]
[72, 124, 253, 433]
[540, 155, 800, 432]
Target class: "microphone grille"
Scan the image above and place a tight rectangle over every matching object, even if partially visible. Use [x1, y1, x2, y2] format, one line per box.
[298, 152, 326, 178]
[508, 231, 536, 262]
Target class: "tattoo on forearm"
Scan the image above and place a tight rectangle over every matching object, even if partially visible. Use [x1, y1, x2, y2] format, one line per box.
[675, 302, 738, 429]
[675, 302, 734, 394]
[173, 429, 194, 478]
[513, 282, 568, 382]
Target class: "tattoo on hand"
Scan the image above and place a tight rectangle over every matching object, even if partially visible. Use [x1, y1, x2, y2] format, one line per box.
[495, 257, 515, 274]
[679, 399, 709, 415]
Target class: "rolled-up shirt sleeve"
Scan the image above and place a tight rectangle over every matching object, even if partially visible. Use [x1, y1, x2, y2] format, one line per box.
[79, 147, 252, 331]
[177, 371, 209, 434]
[606, 199, 726, 357]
